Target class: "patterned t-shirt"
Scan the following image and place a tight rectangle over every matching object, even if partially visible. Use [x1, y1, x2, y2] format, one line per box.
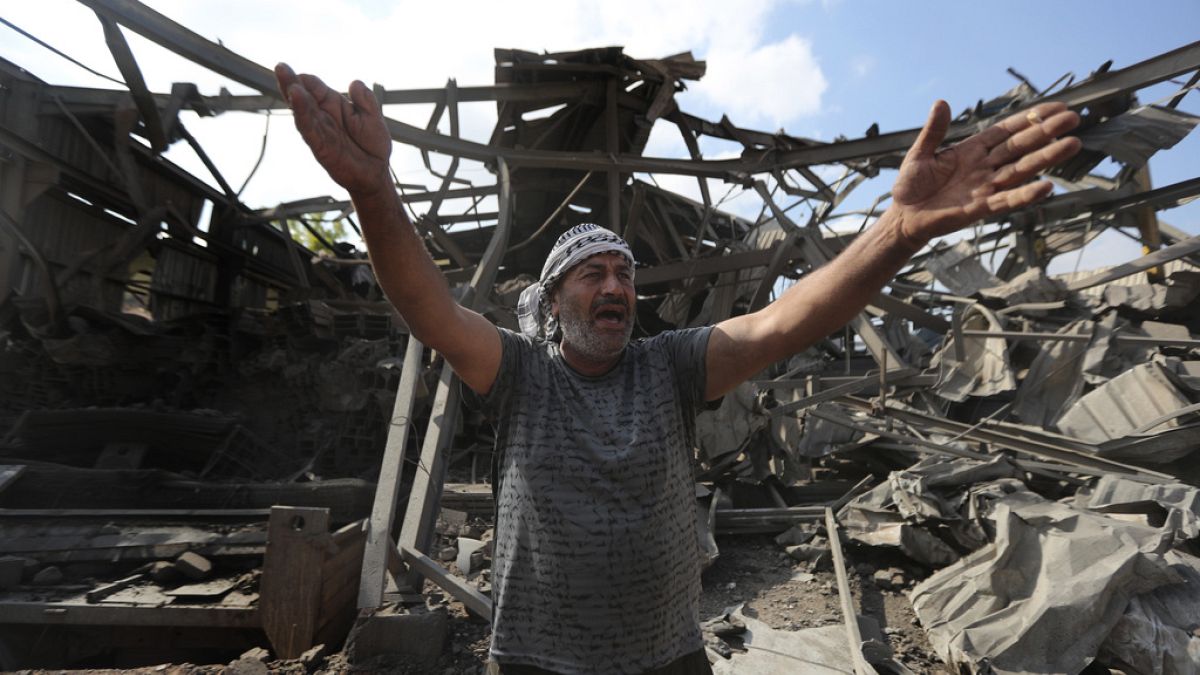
[478, 326, 713, 674]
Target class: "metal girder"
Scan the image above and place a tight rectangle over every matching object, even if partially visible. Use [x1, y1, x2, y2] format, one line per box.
[93, 11, 167, 152]
[836, 397, 1175, 484]
[396, 159, 513, 593]
[1066, 232, 1200, 291]
[40, 81, 600, 117]
[357, 335, 426, 610]
[84, 1, 1200, 180]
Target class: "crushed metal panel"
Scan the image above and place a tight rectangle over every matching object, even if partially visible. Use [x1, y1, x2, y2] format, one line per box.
[1010, 319, 1092, 428]
[923, 241, 1000, 296]
[1076, 475, 1200, 543]
[930, 304, 1016, 402]
[1055, 361, 1193, 446]
[911, 489, 1181, 675]
[1097, 550, 1200, 674]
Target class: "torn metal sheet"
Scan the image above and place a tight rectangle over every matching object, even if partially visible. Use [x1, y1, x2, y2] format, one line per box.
[1077, 475, 1200, 543]
[977, 267, 1069, 305]
[911, 488, 1180, 675]
[923, 240, 1001, 297]
[793, 403, 869, 458]
[1101, 270, 1200, 315]
[839, 456, 1024, 566]
[1010, 319, 1092, 428]
[931, 304, 1016, 402]
[1075, 104, 1200, 172]
[1055, 361, 1193, 446]
[1097, 550, 1200, 675]
[695, 383, 764, 463]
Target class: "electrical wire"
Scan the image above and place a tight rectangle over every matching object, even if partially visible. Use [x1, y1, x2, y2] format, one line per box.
[0, 16, 125, 86]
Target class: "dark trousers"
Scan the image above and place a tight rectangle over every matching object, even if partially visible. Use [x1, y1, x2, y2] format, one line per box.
[489, 648, 713, 675]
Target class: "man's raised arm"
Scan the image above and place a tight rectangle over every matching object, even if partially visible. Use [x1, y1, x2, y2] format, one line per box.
[275, 63, 501, 395]
[704, 100, 1083, 401]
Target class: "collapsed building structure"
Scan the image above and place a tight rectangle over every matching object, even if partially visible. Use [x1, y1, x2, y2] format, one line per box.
[1, 1, 1199, 672]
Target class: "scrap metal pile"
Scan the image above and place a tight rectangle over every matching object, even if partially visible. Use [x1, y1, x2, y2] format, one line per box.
[1, 1, 1199, 672]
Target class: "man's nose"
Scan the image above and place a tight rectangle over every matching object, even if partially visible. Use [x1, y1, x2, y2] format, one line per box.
[600, 271, 622, 294]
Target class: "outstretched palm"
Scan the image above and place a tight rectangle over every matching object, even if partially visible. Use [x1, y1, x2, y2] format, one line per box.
[275, 63, 393, 196]
[892, 100, 1081, 246]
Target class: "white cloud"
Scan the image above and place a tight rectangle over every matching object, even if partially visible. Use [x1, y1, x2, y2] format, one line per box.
[691, 35, 827, 130]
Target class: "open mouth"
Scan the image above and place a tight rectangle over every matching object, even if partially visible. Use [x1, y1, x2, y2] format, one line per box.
[592, 305, 627, 327]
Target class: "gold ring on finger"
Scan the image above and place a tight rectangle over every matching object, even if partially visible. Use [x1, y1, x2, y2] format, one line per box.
[1026, 110, 1043, 125]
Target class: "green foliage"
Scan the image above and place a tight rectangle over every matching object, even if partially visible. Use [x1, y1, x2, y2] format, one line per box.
[286, 214, 350, 252]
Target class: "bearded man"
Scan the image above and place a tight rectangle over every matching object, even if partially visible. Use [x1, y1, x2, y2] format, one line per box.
[275, 62, 1081, 675]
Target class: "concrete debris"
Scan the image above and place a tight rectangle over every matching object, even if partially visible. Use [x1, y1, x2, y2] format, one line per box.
[707, 605, 913, 675]
[0, 3, 1198, 672]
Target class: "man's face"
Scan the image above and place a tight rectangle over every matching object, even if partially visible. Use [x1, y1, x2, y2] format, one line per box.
[551, 252, 636, 362]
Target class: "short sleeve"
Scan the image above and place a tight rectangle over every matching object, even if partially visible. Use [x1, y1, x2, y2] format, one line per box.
[646, 326, 714, 420]
[465, 326, 528, 421]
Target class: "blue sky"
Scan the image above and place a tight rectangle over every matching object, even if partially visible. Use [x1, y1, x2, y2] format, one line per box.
[2, 0, 1197, 272]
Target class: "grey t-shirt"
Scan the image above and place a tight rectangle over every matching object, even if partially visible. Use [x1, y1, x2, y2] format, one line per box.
[478, 326, 713, 674]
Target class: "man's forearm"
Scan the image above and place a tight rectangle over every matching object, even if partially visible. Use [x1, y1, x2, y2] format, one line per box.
[352, 185, 461, 343]
[777, 205, 916, 338]
[758, 205, 923, 357]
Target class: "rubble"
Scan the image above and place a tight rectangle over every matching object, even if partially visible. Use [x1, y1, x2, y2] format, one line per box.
[0, 1, 1198, 672]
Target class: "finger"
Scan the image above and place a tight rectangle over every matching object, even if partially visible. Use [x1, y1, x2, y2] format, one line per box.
[991, 136, 1083, 189]
[985, 179, 1054, 214]
[907, 100, 952, 161]
[974, 101, 1072, 149]
[274, 62, 297, 101]
[296, 72, 339, 108]
[348, 80, 381, 117]
[987, 108, 1080, 167]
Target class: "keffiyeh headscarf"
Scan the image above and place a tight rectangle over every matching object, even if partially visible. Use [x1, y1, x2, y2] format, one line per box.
[517, 223, 635, 339]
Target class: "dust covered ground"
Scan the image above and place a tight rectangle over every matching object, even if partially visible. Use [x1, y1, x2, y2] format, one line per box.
[8, 534, 951, 674]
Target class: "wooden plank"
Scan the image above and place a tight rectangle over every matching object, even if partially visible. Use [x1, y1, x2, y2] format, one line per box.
[259, 506, 329, 659]
[0, 508, 270, 519]
[86, 573, 146, 603]
[358, 337, 424, 609]
[1, 529, 267, 555]
[0, 600, 258, 627]
[164, 578, 238, 598]
[826, 507, 874, 675]
[397, 160, 513, 594]
[399, 544, 491, 619]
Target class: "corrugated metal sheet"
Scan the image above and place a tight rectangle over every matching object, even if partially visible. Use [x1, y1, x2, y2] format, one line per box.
[1055, 361, 1192, 443]
[1055, 259, 1200, 299]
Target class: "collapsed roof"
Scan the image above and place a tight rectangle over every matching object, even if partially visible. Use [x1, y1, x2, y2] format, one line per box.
[1, 1, 1200, 671]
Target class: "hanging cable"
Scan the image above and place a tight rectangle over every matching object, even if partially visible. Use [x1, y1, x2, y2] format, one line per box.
[236, 111, 271, 197]
[0, 17, 125, 86]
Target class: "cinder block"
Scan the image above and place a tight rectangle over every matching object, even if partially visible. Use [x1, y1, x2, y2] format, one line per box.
[345, 606, 447, 666]
[174, 551, 212, 580]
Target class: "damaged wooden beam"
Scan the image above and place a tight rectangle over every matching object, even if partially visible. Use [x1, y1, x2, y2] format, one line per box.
[825, 507, 875, 675]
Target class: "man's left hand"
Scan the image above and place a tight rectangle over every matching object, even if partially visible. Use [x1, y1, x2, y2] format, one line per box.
[891, 100, 1082, 248]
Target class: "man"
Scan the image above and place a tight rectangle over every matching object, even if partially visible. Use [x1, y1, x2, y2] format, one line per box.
[275, 62, 1081, 674]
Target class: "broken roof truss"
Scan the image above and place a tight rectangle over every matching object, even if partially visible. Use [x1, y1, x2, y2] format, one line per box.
[2, 1, 1200, 671]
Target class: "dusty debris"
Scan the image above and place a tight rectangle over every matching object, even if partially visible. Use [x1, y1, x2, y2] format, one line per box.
[0, 1, 1198, 672]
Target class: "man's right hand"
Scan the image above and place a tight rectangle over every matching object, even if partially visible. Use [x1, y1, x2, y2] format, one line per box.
[275, 63, 393, 197]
